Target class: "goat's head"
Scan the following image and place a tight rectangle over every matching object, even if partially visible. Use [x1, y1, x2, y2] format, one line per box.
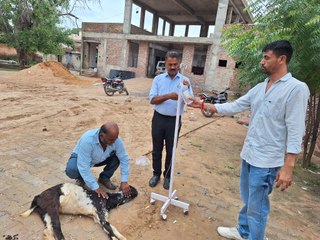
[105, 185, 138, 210]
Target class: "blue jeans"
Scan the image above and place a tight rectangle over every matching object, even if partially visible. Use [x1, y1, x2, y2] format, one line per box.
[237, 160, 280, 240]
[65, 152, 120, 182]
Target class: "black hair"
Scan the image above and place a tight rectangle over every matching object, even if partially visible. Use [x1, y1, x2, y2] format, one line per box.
[165, 51, 181, 61]
[262, 40, 293, 64]
[99, 125, 108, 135]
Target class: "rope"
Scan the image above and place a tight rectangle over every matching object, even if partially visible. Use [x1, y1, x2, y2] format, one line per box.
[144, 115, 225, 156]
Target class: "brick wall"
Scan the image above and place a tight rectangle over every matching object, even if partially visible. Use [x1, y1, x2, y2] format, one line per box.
[181, 45, 205, 87]
[106, 39, 122, 66]
[215, 49, 239, 90]
[130, 25, 153, 35]
[82, 23, 123, 33]
[82, 23, 153, 35]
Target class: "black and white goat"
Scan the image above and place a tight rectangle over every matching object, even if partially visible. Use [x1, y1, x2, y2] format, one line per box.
[20, 183, 138, 240]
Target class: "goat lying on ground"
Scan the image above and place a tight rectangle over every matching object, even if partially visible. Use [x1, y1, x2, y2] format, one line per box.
[20, 183, 138, 240]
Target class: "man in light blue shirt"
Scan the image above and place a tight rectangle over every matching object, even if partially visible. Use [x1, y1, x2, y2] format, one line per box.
[65, 122, 131, 198]
[189, 40, 309, 240]
[149, 51, 193, 190]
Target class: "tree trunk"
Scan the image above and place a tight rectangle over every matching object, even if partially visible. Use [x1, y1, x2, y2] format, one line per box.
[18, 48, 28, 68]
[302, 93, 320, 168]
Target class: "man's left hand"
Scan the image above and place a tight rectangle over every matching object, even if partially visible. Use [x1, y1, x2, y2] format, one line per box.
[275, 165, 293, 191]
[275, 153, 296, 191]
[120, 182, 131, 197]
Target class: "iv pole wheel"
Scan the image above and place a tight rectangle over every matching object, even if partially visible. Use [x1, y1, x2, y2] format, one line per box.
[150, 199, 156, 205]
[183, 209, 189, 215]
[161, 214, 167, 221]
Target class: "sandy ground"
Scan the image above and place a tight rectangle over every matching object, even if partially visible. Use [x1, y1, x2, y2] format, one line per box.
[0, 62, 319, 240]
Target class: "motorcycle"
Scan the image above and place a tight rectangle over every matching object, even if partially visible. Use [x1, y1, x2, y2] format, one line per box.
[199, 87, 230, 117]
[101, 74, 129, 96]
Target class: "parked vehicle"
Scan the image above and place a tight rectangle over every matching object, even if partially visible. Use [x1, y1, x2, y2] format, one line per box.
[101, 74, 129, 96]
[199, 87, 230, 117]
[155, 61, 165, 75]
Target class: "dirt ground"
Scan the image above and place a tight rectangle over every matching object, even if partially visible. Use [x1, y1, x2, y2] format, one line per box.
[0, 62, 319, 240]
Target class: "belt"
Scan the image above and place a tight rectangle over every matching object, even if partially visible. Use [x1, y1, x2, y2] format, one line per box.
[154, 111, 179, 119]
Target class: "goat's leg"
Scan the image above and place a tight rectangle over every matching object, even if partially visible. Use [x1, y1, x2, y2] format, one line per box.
[93, 211, 126, 240]
[109, 224, 127, 240]
[37, 208, 65, 240]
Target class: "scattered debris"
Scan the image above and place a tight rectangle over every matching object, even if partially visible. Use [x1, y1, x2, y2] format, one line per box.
[3, 234, 19, 240]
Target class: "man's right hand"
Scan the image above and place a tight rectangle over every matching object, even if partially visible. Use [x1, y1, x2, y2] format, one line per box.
[95, 187, 109, 199]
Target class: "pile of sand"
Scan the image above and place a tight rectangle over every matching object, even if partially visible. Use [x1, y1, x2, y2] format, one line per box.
[0, 43, 17, 56]
[15, 61, 92, 85]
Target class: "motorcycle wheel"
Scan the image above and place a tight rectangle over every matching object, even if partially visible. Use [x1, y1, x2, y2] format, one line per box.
[201, 108, 214, 117]
[104, 84, 114, 96]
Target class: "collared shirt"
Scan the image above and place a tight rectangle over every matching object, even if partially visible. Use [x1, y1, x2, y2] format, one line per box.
[215, 73, 309, 168]
[149, 72, 194, 116]
[72, 128, 130, 190]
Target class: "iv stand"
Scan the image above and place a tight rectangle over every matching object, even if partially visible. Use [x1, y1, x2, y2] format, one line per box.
[150, 83, 190, 220]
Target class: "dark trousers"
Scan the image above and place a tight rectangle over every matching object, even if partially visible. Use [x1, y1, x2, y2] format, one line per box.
[65, 151, 120, 181]
[151, 111, 181, 179]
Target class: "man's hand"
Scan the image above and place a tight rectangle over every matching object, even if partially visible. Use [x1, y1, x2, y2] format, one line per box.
[95, 187, 109, 199]
[187, 98, 202, 108]
[275, 153, 296, 191]
[275, 165, 293, 191]
[168, 92, 179, 100]
[120, 182, 131, 197]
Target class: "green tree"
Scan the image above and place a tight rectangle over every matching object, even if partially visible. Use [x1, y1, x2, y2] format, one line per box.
[222, 0, 320, 168]
[0, 0, 98, 67]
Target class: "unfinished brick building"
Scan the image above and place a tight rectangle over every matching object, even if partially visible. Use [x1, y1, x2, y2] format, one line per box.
[81, 0, 252, 90]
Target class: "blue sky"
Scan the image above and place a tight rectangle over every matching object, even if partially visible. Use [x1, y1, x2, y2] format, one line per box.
[62, 0, 126, 28]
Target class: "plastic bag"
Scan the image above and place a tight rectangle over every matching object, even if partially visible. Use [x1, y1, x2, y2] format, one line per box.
[135, 156, 150, 166]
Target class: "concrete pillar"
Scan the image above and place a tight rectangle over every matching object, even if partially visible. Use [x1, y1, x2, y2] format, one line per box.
[169, 22, 175, 36]
[102, 39, 107, 76]
[162, 20, 166, 35]
[185, 25, 189, 37]
[140, 8, 145, 30]
[226, 6, 233, 24]
[148, 47, 155, 76]
[205, 0, 229, 89]
[88, 43, 96, 68]
[181, 45, 195, 77]
[123, 0, 132, 34]
[121, 0, 132, 69]
[200, 25, 209, 37]
[136, 42, 149, 77]
[80, 37, 84, 73]
[152, 16, 159, 35]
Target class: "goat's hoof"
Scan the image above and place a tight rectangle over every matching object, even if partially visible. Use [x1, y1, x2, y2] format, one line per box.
[161, 214, 167, 221]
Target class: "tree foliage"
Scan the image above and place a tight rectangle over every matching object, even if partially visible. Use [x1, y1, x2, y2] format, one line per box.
[222, 0, 320, 167]
[0, 0, 98, 66]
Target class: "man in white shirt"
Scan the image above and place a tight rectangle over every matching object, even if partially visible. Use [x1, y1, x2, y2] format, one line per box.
[188, 40, 309, 240]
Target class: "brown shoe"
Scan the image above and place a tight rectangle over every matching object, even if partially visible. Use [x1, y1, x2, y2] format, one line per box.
[98, 178, 117, 190]
[76, 179, 91, 191]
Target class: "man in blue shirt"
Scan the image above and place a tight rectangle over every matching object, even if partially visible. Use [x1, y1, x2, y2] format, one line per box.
[65, 122, 131, 198]
[149, 51, 193, 190]
[188, 40, 309, 240]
